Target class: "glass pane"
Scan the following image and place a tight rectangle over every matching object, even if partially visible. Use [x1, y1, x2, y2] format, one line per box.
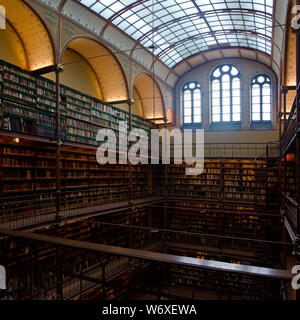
[223, 105, 230, 114]
[232, 105, 240, 113]
[222, 74, 230, 86]
[184, 116, 192, 124]
[252, 104, 260, 113]
[252, 96, 260, 104]
[212, 80, 220, 92]
[232, 113, 240, 121]
[231, 66, 239, 76]
[252, 113, 260, 121]
[194, 89, 201, 108]
[222, 76, 230, 99]
[223, 114, 230, 122]
[184, 101, 192, 109]
[212, 98, 220, 107]
[184, 90, 191, 101]
[212, 114, 220, 122]
[213, 68, 221, 78]
[80, 1, 274, 68]
[194, 108, 201, 115]
[252, 84, 260, 96]
[189, 82, 196, 89]
[262, 113, 271, 121]
[233, 96, 240, 105]
[232, 78, 240, 89]
[212, 107, 220, 114]
[194, 115, 201, 123]
[263, 95, 271, 104]
[185, 107, 192, 115]
[258, 76, 265, 83]
[223, 97, 230, 106]
[262, 104, 270, 113]
[262, 83, 271, 96]
[222, 65, 230, 73]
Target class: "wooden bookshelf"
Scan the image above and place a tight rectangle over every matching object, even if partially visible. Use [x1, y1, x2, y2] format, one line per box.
[281, 155, 296, 199]
[165, 264, 280, 300]
[0, 205, 152, 300]
[153, 159, 278, 205]
[0, 140, 152, 221]
[0, 60, 156, 145]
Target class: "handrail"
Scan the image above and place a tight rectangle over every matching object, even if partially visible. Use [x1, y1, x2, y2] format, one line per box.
[282, 95, 297, 136]
[281, 82, 300, 138]
[280, 191, 300, 208]
[0, 227, 293, 280]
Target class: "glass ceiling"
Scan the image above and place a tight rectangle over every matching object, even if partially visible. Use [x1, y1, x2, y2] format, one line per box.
[77, 0, 274, 68]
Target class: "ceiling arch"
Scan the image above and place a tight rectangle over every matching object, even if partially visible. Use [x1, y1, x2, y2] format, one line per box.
[133, 73, 165, 121]
[62, 37, 129, 102]
[170, 47, 278, 78]
[1, 0, 55, 70]
[76, 0, 274, 68]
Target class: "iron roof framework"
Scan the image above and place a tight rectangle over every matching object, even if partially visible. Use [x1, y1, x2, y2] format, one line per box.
[77, 0, 274, 68]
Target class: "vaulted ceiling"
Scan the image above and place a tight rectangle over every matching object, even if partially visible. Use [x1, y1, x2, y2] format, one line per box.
[35, 0, 289, 82]
[77, 0, 274, 67]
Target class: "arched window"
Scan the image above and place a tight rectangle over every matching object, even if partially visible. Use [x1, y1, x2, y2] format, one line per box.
[211, 64, 241, 123]
[251, 75, 271, 122]
[183, 81, 201, 124]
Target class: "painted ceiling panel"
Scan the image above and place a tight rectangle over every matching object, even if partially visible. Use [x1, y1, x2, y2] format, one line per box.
[67, 38, 128, 101]
[3, 0, 55, 70]
[173, 62, 191, 76]
[38, 0, 62, 9]
[63, 0, 106, 35]
[77, 0, 274, 68]
[222, 49, 240, 57]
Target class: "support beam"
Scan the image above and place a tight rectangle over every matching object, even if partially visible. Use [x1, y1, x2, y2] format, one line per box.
[55, 66, 64, 225]
[293, 0, 300, 300]
[0, 228, 293, 281]
[31, 65, 56, 76]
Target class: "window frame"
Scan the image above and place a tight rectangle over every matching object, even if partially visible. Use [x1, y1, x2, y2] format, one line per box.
[251, 74, 272, 123]
[182, 81, 202, 125]
[211, 64, 241, 124]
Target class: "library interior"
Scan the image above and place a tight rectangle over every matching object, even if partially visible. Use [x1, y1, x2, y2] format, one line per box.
[0, 0, 299, 301]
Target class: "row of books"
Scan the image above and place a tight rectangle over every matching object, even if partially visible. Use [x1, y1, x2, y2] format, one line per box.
[0, 143, 151, 218]
[153, 159, 277, 204]
[0, 60, 156, 145]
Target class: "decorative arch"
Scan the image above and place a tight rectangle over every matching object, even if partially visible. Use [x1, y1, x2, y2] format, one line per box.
[0, 20, 27, 69]
[61, 37, 128, 102]
[1, 0, 55, 70]
[133, 73, 165, 122]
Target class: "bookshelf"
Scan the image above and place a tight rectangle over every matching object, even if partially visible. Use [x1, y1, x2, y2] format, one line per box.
[0, 205, 152, 300]
[0, 140, 152, 222]
[165, 264, 280, 300]
[0, 60, 156, 145]
[153, 159, 278, 205]
[281, 155, 296, 199]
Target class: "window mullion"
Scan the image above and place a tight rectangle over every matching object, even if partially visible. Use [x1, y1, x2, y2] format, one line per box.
[183, 91, 185, 123]
[220, 77, 223, 122]
[230, 75, 233, 122]
[260, 83, 263, 121]
[191, 89, 194, 124]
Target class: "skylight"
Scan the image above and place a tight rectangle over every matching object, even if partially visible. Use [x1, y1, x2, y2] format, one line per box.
[77, 0, 274, 68]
